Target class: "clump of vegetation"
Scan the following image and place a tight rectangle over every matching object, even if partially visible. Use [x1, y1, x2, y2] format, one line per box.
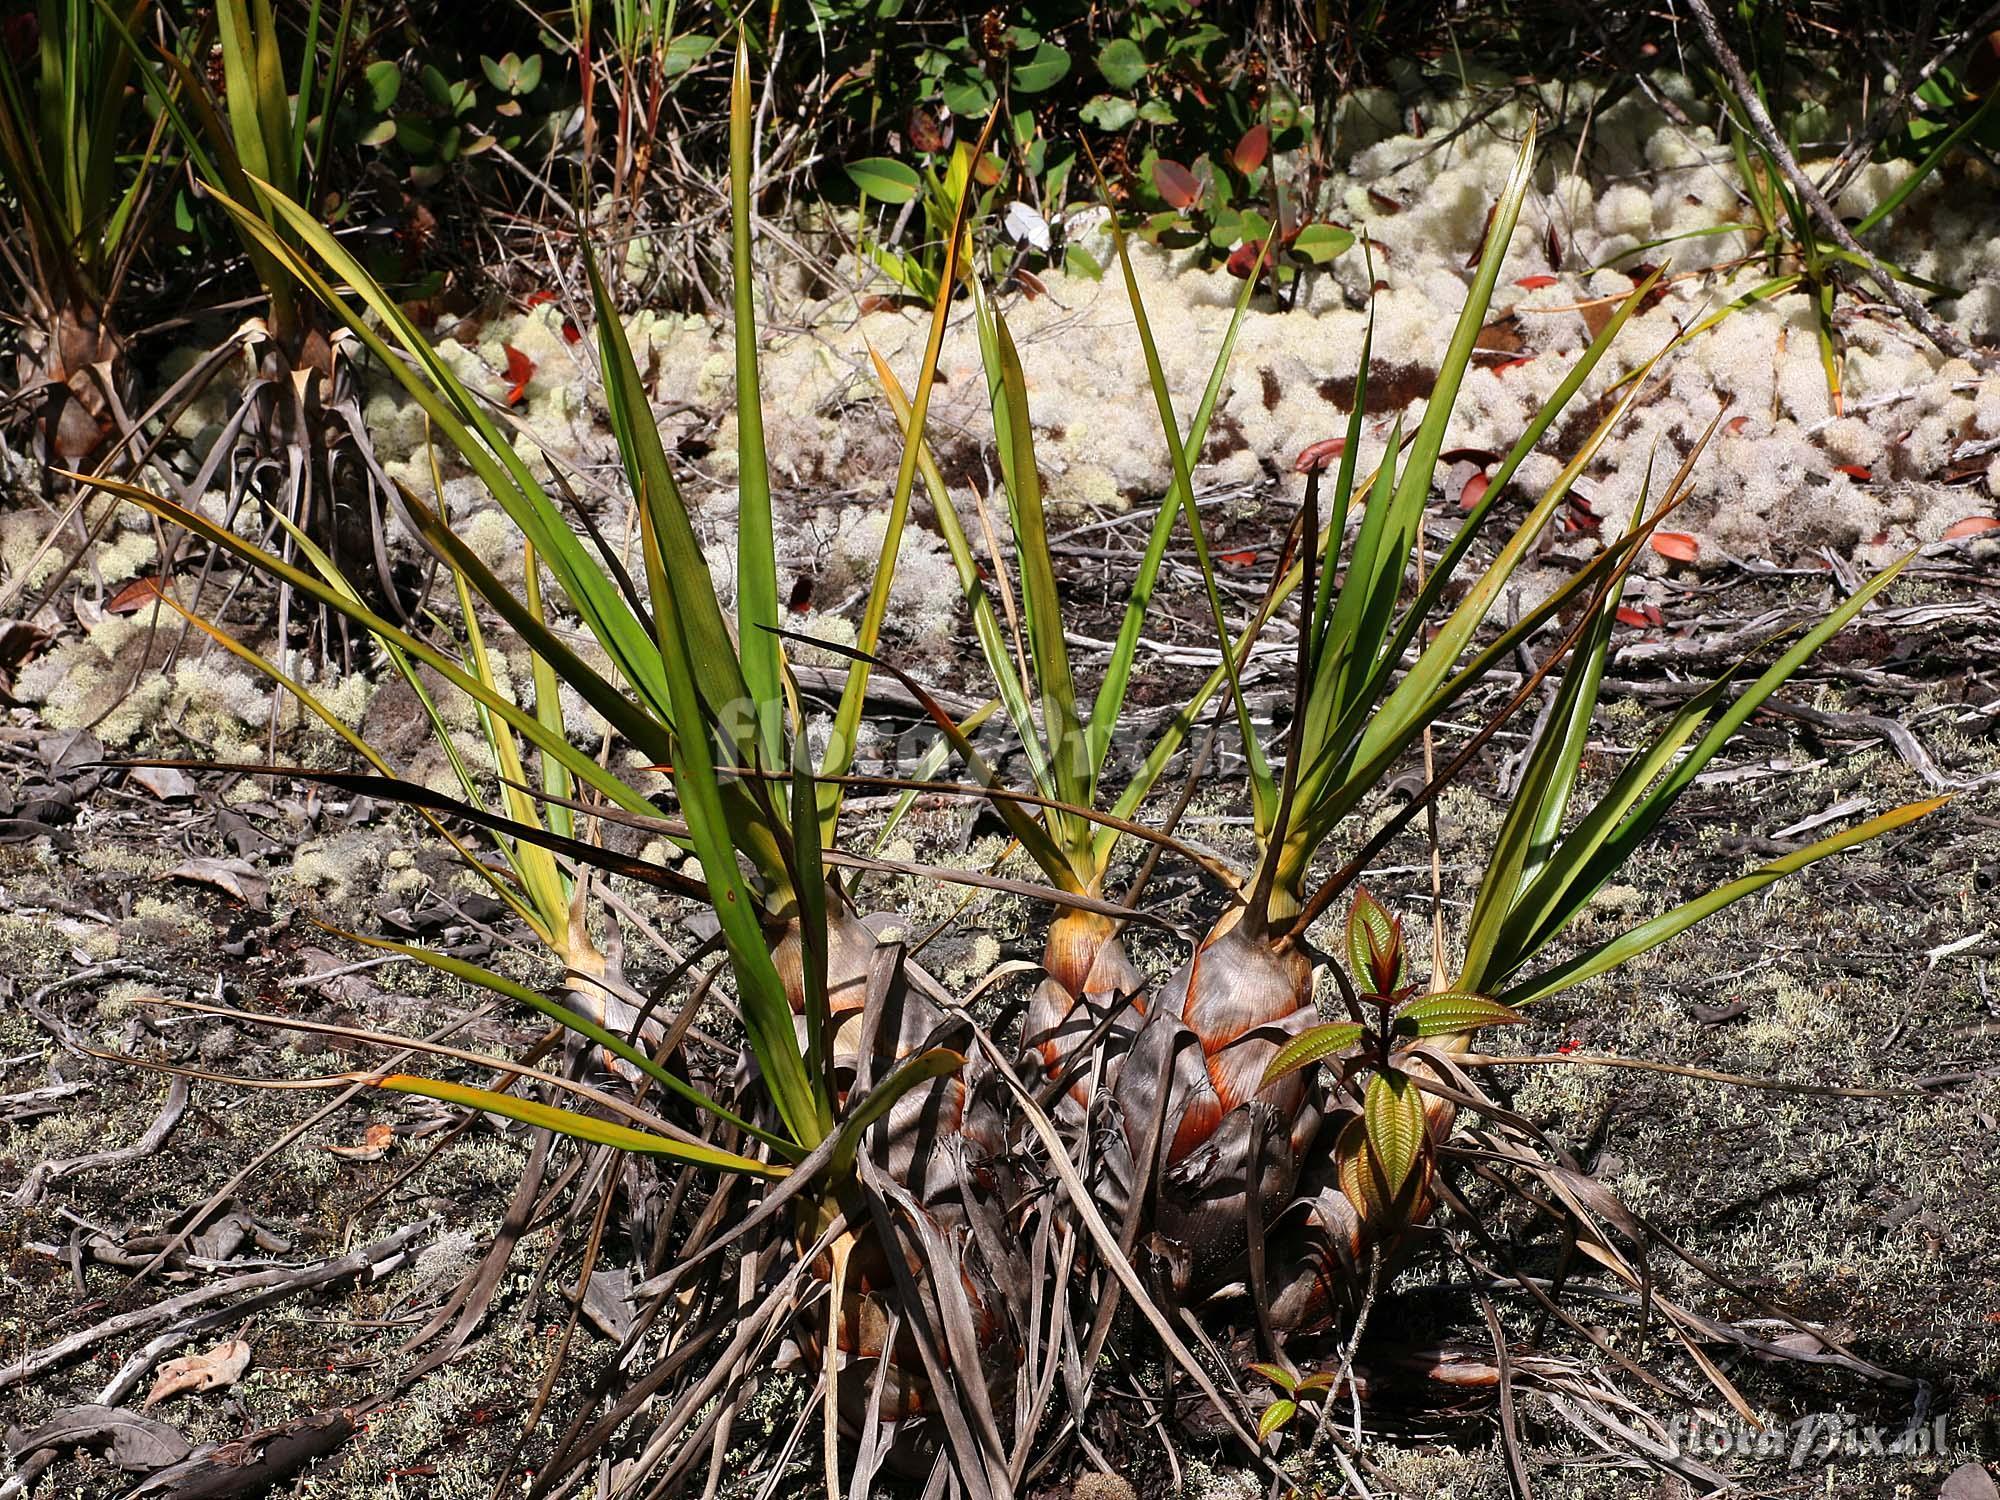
[71, 29, 1956, 1494]
[6, 3, 1993, 1495]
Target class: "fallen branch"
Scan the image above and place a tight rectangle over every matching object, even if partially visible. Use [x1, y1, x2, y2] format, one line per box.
[0, 1221, 431, 1392]
[1683, 0, 1999, 373]
[12, 1076, 188, 1211]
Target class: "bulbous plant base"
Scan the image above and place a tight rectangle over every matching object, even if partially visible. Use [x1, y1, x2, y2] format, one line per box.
[1101, 919, 1321, 1297]
[1022, 908, 1146, 1107]
[15, 299, 131, 471]
[770, 892, 1025, 1467]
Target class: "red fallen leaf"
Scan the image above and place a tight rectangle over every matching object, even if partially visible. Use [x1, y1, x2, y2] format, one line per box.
[1009, 266, 1048, 300]
[107, 574, 166, 614]
[1494, 356, 1536, 373]
[1616, 604, 1665, 628]
[1294, 437, 1346, 472]
[1232, 123, 1270, 175]
[1870, 531, 1890, 546]
[1651, 530, 1700, 564]
[1514, 274, 1559, 290]
[1562, 495, 1602, 535]
[523, 289, 559, 308]
[1153, 158, 1200, 209]
[1943, 515, 2000, 539]
[1218, 549, 1259, 567]
[1456, 469, 1491, 511]
[1226, 239, 1268, 279]
[1726, 415, 1751, 435]
[858, 294, 901, 315]
[787, 575, 814, 614]
[1439, 447, 1500, 467]
[501, 344, 535, 406]
[1834, 464, 1872, 481]
[907, 101, 951, 155]
[560, 316, 582, 345]
[1366, 187, 1402, 216]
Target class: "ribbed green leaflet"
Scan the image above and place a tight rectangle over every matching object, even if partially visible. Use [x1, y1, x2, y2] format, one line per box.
[1362, 1070, 1424, 1199]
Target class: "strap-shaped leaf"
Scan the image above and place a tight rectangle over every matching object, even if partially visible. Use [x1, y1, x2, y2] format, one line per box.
[728, 37, 782, 771]
[1363, 1068, 1426, 1200]
[974, 284, 1090, 859]
[208, 181, 674, 721]
[1260, 1022, 1365, 1089]
[375, 1074, 785, 1178]
[827, 1047, 966, 1178]
[1095, 185, 1273, 829]
[68, 473, 666, 823]
[1394, 992, 1523, 1038]
[1086, 234, 1269, 790]
[1507, 552, 1919, 970]
[1499, 796, 1948, 1006]
[822, 109, 997, 831]
[341, 929, 795, 1154]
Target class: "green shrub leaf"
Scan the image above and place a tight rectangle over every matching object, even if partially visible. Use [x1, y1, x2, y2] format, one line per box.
[1395, 992, 1523, 1038]
[1260, 1022, 1365, 1088]
[845, 156, 921, 204]
[1097, 38, 1147, 89]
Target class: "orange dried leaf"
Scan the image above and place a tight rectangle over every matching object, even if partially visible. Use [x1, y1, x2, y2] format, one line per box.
[328, 1122, 396, 1160]
[501, 344, 535, 406]
[107, 575, 165, 615]
[1295, 437, 1346, 472]
[1232, 123, 1270, 174]
[1943, 515, 1999, 540]
[1651, 531, 1700, 564]
[145, 1339, 251, 1406]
